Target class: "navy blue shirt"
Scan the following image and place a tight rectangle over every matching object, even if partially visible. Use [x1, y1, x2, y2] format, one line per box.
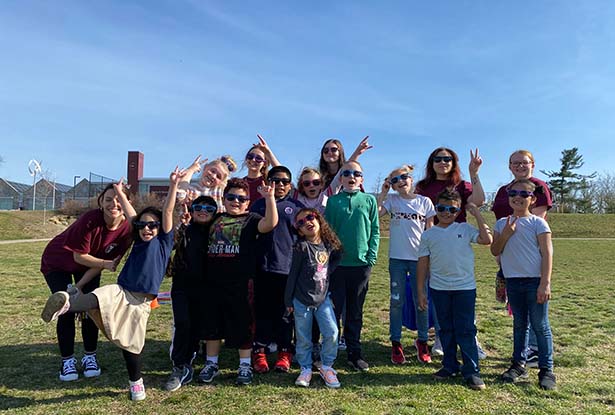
[250, 195, 304, 274]
[117, 229, 174, 295]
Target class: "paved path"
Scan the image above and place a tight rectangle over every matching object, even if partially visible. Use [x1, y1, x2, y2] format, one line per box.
[0, 238, 52, 245]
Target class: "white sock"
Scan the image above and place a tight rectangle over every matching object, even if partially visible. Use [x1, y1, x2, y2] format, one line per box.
[239, 357, 251, 366]
[207, 355, 219, 364]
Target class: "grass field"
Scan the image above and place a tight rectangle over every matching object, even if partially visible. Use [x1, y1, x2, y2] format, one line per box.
[1, 237, 614, 414]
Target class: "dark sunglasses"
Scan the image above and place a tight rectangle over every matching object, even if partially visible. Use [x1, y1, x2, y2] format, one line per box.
[295, 213, 317, 229]
[341, 169, 363, 178]
[389, 173, 410, 185]
[269, 177, 291, 185]
[302, 179, 322, 188]
[134, 220, 160, 230]
[507, 190, 534, 198]
[323, 147, 339, 154]
[190, 204, 217, 213]
[433, 156, 454, 163]
[435, 204, 460, 214]
[245, 153, 266, 163]
[225, 194, 250, 203]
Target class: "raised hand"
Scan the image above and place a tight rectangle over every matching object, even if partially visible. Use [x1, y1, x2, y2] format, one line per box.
[179, 203, 191, 225]
[350, 136, 373, 160]
[466, 201, 480, 217]
[469, 148, 483, 176]
[381, 179, 391, 194]
[257, 184, 275, 199]
[169, 166, 187, 185]
[188, 155, 207, 173]
[502, 215, 518, 238]
[113, 177, 126, 195]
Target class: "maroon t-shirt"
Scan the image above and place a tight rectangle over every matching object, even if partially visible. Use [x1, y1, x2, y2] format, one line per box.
[415, 180, 473, 223]
[491, 177, 552, 220]
[40, 209, 133, 275]
[244, 176, 265, 209]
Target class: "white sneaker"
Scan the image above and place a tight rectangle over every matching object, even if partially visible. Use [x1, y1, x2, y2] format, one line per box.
[42, 292, 70, 323]
[476, 338, 487, 360]
[129, 378, 146, 401]
[82, 353, 101, 377]
[432, 336, 444, 356]
[59, 356, 78, 381]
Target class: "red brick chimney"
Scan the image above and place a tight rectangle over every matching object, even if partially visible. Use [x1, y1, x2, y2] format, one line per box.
[127, 151, 144, 195]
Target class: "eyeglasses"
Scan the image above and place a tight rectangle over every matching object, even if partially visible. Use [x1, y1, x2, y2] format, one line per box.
[246, 153, 266, 163]
[225, 194, 250, 203]
[435, 204, 460, 214]
[510, 161, 532, 167]
[389, 174, 410, 185]
[507, 190, 534, 198]
[323, 147, 339, 154]
[341, 170, 363, 178]
[191, 204, 217, 213]
[433, 156, 453, 163]
[134, 220, 160, 230]
[269, 177, 291, 185]
[295, 213, 317, 228]
[302, 179, 322, 187]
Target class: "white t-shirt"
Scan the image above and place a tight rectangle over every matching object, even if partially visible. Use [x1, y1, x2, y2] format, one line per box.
[494, 215, 551, 279]
[383, 193, 436, 260]
[418, 222, 479, 290]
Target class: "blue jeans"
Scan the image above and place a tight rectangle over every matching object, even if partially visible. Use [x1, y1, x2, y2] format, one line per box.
[506, 278, 554, 369]
[293, 296, 339, 369]
[389, 259, 429, 342]
[430, 288, 479, 378]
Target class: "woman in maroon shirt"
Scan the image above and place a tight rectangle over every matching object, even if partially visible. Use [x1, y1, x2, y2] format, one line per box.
[41, 183, 133, 382]
[415, 147, 485, 222]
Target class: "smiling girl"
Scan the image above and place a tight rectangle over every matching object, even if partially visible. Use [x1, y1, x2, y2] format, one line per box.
[180, 154, 237, 212]
[42, 168, 182, 401]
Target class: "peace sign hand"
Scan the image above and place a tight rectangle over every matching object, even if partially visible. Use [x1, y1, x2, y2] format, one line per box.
[502, 215, 518, 238]
[469, 148, 483, 176]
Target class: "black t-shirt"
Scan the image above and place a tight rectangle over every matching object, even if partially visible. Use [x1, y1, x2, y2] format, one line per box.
[170, 222, 210, 292]
[207, 212, 262, 285]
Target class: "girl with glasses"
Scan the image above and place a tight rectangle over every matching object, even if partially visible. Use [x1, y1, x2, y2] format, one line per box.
[318, 136, 373, 192]
[242, 134, 282, 207]
[42, 169, 182, 401]
[377, 164, 436, 365]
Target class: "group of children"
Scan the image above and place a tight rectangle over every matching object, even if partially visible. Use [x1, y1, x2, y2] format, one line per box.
[41, 141, 556, 400]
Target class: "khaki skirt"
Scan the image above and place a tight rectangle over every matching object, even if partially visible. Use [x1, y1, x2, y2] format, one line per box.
[88, 284, 152, 354]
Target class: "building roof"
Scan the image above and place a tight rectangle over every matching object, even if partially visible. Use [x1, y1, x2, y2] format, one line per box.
[1, 178, 31, 193]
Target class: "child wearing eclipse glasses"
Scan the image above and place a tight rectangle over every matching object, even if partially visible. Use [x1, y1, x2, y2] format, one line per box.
[42, 168, 182, 401]
[416, 189, 492, 391]
[163, 195, 218, 392]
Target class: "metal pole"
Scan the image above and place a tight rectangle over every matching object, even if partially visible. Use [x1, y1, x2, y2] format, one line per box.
[32, 173, 36, 210]
[73, 175, 80, 200]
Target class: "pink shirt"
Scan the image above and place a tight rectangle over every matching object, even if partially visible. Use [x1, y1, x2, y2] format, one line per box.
[491, 177, 552, 220]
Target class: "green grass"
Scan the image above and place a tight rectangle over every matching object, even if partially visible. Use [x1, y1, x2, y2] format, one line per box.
[0, 211, 70, 240]
[1, 239, 614, 414]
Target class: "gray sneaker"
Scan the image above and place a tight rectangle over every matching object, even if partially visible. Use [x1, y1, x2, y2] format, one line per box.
[165, 365, 193, 391]
[236, 363, 253, 385]
[198, 361, 219, 384]
[42, 292, 70, 323]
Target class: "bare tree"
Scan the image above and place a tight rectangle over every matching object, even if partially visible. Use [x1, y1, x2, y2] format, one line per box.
[591, 173, 615, 214]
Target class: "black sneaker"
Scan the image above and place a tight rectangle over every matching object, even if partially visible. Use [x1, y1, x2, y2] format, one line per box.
[236, 363, 253, 385]
[81, 353, 101, 378]
[538, 368, 556, 390]
[198, 361, 219, 384]
[465, 374, 486, 390]
[526, 348, 539, 368]
[501, 362, 529, 383]
[348, 358, 369, 372]
[433, 367, 458, 380]
[165, 365, 193, 391]
[59, 356, 78, 381]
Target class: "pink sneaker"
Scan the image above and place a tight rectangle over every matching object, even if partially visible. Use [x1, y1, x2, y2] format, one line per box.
[319, 367, 341, 388]
[295, 368, 312, 387]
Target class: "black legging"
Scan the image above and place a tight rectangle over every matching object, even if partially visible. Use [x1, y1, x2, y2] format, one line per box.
[44, 271, 101, 358]
[122, 349, 142, 382]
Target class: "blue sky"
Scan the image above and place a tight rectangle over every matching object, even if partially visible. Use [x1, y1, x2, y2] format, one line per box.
[1, 1, 613, 194]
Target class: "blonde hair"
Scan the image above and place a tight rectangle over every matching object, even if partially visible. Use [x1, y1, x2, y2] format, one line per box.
[297, 167, 322, 195]
[201, 155, 237, 187]
[509, 150, 535, 164]
[387, 164, 414, 180]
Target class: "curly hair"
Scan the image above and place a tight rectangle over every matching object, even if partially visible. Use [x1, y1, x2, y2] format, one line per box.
[416, 147, 462, 191]
[319, 139, 346, 188]
[223, 177, 249, 196]
[294, 208, 342, 251]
